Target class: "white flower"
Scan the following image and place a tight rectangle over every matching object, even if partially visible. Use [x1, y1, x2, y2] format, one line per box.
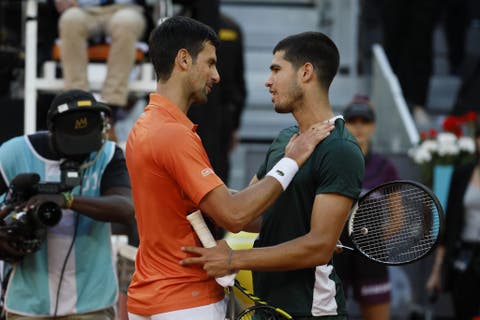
[420, 140, 438, 153]
[458, 136, 476, 153]
[437, 132, 457, 145]
[409, 130, 475, 167]
[437, 142, 459, 156]
[409, 146, 432, 164]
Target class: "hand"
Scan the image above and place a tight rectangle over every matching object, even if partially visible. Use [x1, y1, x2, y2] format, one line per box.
[0, 206, 24, 262]
[54, 0, 78, 13]
[180, 240, 234, 277]
[24, 194, 67, 211]
[0, 232, 24, 263]
[285, 121, 334, 167]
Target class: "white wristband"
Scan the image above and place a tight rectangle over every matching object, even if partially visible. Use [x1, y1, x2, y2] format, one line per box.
[266, 157, 299, 190]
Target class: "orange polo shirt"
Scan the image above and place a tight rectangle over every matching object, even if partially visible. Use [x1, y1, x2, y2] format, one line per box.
[125, 93, 225, 315]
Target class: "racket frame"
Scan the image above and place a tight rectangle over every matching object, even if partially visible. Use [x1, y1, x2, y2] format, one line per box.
[347, 179, 445, 265]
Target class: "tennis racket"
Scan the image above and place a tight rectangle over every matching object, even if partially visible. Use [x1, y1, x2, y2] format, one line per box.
[338, 180, 444, 265]
[233, 279, 292, 320]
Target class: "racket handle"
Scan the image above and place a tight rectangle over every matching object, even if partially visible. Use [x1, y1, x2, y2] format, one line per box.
[186, 210, 236, 287]
[186, 210, 216, 248]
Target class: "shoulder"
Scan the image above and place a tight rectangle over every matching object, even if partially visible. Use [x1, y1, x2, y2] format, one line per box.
[141, 122, 197, 150]
[1, 135, 27, 147]
[277, 125, 299, 141]
[321, 130, 362, 158]
[267, 125, 298, 145]
[0, 135, 34, 156]
[313, 127, 364, 177]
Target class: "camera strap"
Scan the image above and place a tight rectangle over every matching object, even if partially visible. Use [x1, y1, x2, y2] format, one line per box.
[78, 142, 107, 173]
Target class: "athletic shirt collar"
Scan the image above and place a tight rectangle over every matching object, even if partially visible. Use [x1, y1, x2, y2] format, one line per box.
[147, 93, 198, 132]
[328, 115, 344, 123]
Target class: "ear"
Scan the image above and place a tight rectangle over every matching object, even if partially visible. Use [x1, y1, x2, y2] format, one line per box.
[299, 62, 314, 82]
[176, 49, 190, 70]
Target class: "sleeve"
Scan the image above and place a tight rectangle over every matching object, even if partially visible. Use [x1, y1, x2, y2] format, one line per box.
[100, 146, 131, 194]
[156, 125, 224, 205]
[313, 140, 365, 199]
[0, 137, 26, 195]
[256, 161, 267, 180]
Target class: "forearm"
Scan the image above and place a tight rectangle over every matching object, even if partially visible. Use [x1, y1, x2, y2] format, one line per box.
[431, 245, 446, 274]
[70, 194, 134, 224]
[200, 176, 283, 232]
[231, 234, 335, 271]
[242, 216, 262, 233]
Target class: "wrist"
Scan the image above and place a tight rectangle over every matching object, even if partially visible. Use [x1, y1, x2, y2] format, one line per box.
[266, 157, 299, 190]
[62, 192, 74, 209]
[227, 248, 234, 273]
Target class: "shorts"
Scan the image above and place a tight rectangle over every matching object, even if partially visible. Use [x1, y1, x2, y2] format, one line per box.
[128, 299, 227, 320]
[333, 242, 391, 305]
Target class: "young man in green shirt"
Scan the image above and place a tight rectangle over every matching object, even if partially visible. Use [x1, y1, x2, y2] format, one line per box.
[181, 31, 365, 319]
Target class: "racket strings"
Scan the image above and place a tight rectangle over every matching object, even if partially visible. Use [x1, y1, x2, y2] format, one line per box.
[237, 306, 290, 320]
[351, 184, 441, 264]
[233, 281, 293, 320]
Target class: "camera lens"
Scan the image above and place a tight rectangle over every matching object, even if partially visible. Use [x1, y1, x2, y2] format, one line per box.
[34, 202, 62, 226]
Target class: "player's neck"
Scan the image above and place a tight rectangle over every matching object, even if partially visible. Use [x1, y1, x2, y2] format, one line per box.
[294, 93, 334, 133]
[156, 82, 190, 114]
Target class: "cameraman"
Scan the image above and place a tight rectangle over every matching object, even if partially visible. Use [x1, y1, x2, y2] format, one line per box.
[0, 90, 134, 319]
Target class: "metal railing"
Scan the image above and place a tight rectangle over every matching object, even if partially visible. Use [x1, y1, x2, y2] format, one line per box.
[371, 44, 420, 154]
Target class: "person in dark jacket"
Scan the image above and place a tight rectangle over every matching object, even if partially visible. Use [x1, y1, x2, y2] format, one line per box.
[426, 119, 480, 320]
[187, 13, 246, 183]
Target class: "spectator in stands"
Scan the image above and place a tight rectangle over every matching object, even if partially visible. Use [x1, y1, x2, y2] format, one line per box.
[0, 89, 134, 319]
[55, 0, 146, 120]
[450, 0, 480, 116]
[174, 0, 220, 32]
[426, 119, 480, 320]
[188, 13, 247, 183]
[379, 0, 439, 127]
[335, 95, 399, 320]
[441, 0, 469, 76]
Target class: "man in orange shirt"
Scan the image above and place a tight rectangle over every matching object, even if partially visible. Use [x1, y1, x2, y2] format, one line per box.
[125, 16, 334, 320]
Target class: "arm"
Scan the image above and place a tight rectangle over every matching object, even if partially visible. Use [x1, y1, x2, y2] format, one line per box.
[24, 146, 134, 225]
[24, 186, 134, 225]
[239, 175, 262, 233]
[199, 122, 334, 233]
[426, 245, 445, 293]
[181, 192, 353, 275]
[65, 186, 134, 224]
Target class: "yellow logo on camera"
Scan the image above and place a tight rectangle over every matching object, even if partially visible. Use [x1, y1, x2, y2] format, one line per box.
[75, 117, 88, 129]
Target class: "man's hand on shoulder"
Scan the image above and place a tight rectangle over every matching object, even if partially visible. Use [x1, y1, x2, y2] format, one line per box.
[285, 121, 334, 167]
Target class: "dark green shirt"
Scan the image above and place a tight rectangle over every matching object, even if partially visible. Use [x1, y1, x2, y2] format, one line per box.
[253, 118, 364, 318]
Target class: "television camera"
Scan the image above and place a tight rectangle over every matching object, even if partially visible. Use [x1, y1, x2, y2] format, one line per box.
[0, 160, 81, 257]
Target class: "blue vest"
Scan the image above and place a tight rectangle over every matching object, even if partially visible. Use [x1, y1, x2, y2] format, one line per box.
[1, 135, 118, 316]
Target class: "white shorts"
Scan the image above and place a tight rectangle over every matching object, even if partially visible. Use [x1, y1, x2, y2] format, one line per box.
[128, 299, 227, 320]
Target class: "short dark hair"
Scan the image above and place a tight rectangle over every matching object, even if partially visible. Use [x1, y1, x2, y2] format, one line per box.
[148, 16, 220, 81]
[273, 31, 339, 90]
